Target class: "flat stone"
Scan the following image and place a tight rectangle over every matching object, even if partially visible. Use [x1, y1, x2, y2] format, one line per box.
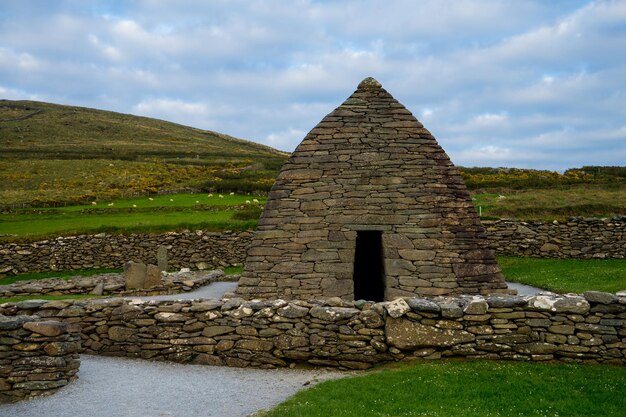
[0, 315, 38, 330]
[202, 326, 235, 337]
[583, 291, 618, 305]
[108, 326, 136, 341]
[23, 321, 67, 337]
[486, 296, 526, 308]
[463, 299, 488, 315]
[310, 306, 359, 322]
[385, 298, 411, 318]
[277, 304, 309, 318]
[406, 298, 440, 313]
[386, 317, 475, 349]
[154, 312, 187, 322]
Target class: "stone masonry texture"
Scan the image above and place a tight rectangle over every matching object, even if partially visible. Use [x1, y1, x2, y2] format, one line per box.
[1, 292, 624, 372]
[0, 316, 80, 403]
[237, 77, 508, 300]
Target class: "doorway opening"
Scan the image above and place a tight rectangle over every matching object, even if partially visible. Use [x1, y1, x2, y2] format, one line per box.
[352, 230, 385, 301]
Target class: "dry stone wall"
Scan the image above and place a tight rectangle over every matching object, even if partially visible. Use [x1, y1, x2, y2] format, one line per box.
[0, 230, 252, 275]
[0, 270, 228, 299]
[484, 216, 625, 259]
[0, 218, 624, 278]
[0, 316, 80, 403]
[1, 292, 624, 370]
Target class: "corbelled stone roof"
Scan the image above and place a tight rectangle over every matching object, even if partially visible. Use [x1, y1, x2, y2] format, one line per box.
[237, 77, 509, 300]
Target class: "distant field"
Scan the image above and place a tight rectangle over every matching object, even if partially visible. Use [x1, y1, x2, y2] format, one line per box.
[472, 185, 626, 221]
[0, 100, 287, 206]
[0, 193, 264, 241]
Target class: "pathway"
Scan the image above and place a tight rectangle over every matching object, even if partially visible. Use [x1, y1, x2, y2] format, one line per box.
[0, 355, 343, 417]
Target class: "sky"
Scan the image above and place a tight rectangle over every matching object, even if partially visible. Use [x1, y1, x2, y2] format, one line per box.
[1, 0, 625, 170]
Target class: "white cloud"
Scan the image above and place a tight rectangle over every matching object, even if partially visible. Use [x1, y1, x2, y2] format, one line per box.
[1, 0, 625, 169]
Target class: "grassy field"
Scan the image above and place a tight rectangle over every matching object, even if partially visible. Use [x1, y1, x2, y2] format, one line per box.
[260, 360, 626, 417]
[498, 256, 626, 294]
[1, 100, 286, 206]
[472, 185, 626, 221]
[0, 193, 265, 241]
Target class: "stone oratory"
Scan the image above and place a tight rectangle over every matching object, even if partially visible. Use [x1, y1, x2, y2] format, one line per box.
[237, 77, 510, 301]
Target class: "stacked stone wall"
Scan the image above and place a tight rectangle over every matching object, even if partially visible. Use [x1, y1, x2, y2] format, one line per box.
[1, 293, 623, 370]
[0, 230, 252, 276]
[0, 270, 228, 299]
[0, 316, 80, 403]
[484, 217, 625, 259]
[0, 218, 624, 278]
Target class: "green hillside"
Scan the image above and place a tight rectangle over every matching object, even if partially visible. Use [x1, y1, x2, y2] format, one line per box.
[0, 100, 288, 206]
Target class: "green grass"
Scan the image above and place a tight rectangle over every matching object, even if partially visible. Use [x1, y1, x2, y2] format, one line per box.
[0, 293, 101, 304]
[0, 268, 120, 285]
[223, 265, 244, 275]
[0, 193, 265, 241]
[498, 256, 626, 293]
[260, 360, 626, 417]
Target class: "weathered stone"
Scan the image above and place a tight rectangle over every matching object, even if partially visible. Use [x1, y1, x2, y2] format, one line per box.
[406, 298, 440, 313]
[23, 321, 66, 337]
[234, 339, 274, 351]
[515, 342, 558, 355]
[583, 291, 617, 305]
[0, 315, 38, 330]
[463, 299, 488, 315]
[274, 334, 309, 350]
[309, 306, 359, 322]
[154, 312, 187, 322]
[385, 317, 475, 349]
[44, 341, 80, 356]
[277, 305, 309, 318]
[108, 326, 136, 342]
[144, 264, 162, 288]
[202, 326, 236, 337]
[439, 303, 463, 319]
[486, 296, 526, 308]
[157, 245, 168, 272]
[124, 261, 147, 290]
[385, 298, 411, 318]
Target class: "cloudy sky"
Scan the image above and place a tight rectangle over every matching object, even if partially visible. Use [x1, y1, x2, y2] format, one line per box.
[1, 0, 625, 170]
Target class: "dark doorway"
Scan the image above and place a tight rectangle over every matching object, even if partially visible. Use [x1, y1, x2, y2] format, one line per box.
[353, 231, 385, 301]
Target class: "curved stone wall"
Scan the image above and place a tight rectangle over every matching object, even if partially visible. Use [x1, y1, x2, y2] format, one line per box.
[0, 316, 80, 403]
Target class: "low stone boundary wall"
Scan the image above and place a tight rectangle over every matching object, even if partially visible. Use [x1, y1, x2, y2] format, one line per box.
[0, 316, 80, 403]
[1, 292, 623, 369]
[0, 230, 253, 275]
[0, 270, 229, 299]
[1, 217, 624, 276]
[484, 216, 625, 259]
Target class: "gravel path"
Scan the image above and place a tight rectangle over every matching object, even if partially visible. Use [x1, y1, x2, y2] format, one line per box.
[506, 281, 550, 296]
[0, 355, 345, 417]
[124, 281, 238, 301]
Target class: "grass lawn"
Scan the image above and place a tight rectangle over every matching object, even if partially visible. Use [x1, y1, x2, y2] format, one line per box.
[0, 193, 264, 240]
[260, 360, 626, 417]
[0, 293, 101, 304]
[498, 256, 626, 294]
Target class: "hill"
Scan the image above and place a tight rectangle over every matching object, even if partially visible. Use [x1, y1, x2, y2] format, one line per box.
[0, 100, 288, 206]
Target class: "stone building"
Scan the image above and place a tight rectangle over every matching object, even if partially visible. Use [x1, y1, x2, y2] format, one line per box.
[236, 77, 509, 300]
